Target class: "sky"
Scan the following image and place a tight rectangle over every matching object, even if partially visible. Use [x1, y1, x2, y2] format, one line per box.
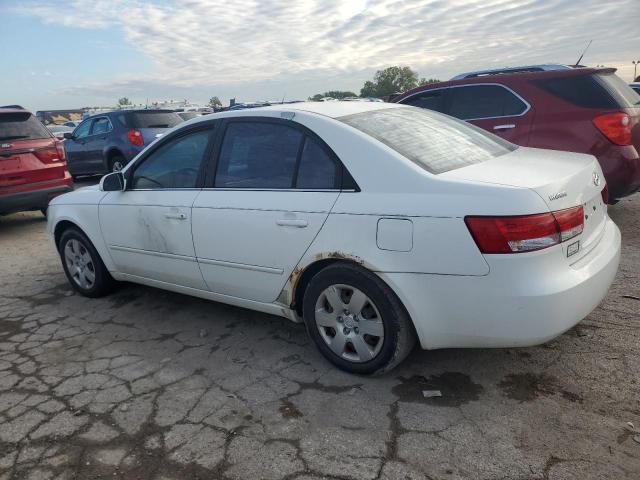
[1, 0, 639, 112]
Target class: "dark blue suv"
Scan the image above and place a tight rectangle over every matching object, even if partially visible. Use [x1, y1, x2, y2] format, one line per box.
[63, 109, 183, 177]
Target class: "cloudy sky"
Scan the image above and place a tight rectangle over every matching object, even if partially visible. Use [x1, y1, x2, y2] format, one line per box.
[1, 0, 639, 111]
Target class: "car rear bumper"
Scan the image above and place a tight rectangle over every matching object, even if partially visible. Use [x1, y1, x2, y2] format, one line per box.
[381, 218, 621, 349]
[598, 145, 640, 199]
[0, 183, 73, 215]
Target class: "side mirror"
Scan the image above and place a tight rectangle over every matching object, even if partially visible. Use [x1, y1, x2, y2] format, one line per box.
[100, 172, 125, 192]
[63, 132, 74, 140]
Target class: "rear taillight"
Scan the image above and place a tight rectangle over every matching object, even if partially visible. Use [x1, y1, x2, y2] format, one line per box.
[601, 183, 609, 204]
[33, 145, 64, 163]
[55, 140, 66, 161]
[127, 129, 144, 146]
[465, 206, 584, 254]
[592, 112, 632, 146]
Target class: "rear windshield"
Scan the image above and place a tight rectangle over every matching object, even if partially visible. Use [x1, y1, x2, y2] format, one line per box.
[127, 111, 183, 129]
[0, 112, 52, 141]
[339, 107, 516, 174]
[596, 73, 640, 107]
[534, 72, 640, 108]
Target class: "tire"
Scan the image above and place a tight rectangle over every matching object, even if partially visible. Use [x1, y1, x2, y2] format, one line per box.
[302, 262, 416, 375]
[58, 227, 116, 297]
[108, 155, 126, 173]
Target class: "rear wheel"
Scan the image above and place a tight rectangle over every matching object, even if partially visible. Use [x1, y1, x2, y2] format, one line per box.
[302, 263, 416, 375]
[58, 228, 116, 297]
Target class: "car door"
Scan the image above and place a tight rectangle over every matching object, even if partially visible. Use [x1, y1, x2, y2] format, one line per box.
[446, 84, 533, 144]
[192, 118, 342, 303]
[64, 119, 92, 175]
[99, 125, 215, 288]
[84, 116, 112, 174]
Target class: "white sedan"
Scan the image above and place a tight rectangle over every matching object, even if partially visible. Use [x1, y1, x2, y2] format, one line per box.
[47, 102, 620, 374]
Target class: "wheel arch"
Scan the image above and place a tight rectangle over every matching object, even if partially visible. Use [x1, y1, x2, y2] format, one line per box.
[289, 256, 417, 342]
[104, 147, 125, 170]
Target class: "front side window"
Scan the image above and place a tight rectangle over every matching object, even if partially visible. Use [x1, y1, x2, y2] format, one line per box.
[215, 122, 303, 188]
[401, 90, 447, 113]
[448, 85, 527, 119]
[131, 129, 211, 189]
[340, 107, 517, 175]
[73, 120, 91, 139]
[91, 117, 112, 135]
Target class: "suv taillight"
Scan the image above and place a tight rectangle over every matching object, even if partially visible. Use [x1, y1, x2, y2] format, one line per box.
[592, 112, 632, 146]
[33, 144, 65, 163]
[127, 129, 144, 146]
[465, 206, 584, 254]
[55, 140, 66, 161]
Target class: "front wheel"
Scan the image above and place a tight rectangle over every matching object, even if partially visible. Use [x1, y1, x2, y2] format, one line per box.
[58, 228, 116, 297]
[302, 263, 416, 375]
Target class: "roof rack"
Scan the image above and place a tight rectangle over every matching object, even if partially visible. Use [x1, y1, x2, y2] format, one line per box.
[451, 64, 579, 80]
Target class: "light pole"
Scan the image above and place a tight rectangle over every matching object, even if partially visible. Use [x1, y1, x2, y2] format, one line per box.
[633, 60, 640, 81]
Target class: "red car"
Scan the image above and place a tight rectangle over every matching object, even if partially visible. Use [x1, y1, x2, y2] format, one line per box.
[0, 108, 73, 216]
[394, 66, 640, 201]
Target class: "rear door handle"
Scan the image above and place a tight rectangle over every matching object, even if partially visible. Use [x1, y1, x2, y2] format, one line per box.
[276, 219, 308, 228]
[493, 124, 516, 131]
[165, 212, 188, 220]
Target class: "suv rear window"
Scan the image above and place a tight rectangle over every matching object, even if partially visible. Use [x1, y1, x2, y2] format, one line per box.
[339, 107, 516, 174]
[0, 112, 52, 140]
[534, 72, 639, 108]
[127, 111, 183, 129]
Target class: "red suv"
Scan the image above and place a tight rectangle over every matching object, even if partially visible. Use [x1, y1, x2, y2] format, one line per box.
[394, 66, 640, 201]
[0, 109, 73, 216]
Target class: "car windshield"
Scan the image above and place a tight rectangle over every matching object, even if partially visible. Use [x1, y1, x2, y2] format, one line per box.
[129, 111, 183, 129]
[339, 107, 516, 174]
[0, 112, 52, 140]
[596, 72, 640, 106]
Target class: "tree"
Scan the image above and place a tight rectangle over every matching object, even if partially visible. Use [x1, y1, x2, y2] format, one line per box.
[208, 96, 222, 109]
[117, 97, 130, 106]
[419, 77, 440, 86]
[309, 90, 358, 101]
[359, 66, 419, 98]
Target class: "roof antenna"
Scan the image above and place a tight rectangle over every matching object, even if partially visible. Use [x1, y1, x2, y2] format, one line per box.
[574, 39, 592, 67]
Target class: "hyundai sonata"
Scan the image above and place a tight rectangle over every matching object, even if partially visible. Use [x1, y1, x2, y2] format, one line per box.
[47, 102, 620, 374]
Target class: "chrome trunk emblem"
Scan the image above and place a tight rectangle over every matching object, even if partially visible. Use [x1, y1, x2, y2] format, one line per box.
[592, 171, 601, 187]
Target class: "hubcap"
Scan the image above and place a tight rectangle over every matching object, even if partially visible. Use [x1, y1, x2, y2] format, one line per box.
[63, 239, 96, 290]
[112, 161, 124, 172]
[314, 284, 384, 363]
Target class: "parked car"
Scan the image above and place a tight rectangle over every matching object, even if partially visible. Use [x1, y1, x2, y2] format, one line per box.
[47, 124, 74, 139]
[394, 66, 640, 201]
[47, 102, 619, 374]
[630, 83, 640, 95]
[63, 109, 183, 177]
[0, 109, 72, 216]
[177, 111, 202, 121]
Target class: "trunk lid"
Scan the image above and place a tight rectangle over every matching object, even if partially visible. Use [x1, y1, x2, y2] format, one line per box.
[443, 146, 607, 262]
[139, 127, 168, 145]
[0, 138, 66, 189]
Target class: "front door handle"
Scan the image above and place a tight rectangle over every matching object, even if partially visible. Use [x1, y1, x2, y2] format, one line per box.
[276, 219, 308, 228]
[493, 124, 516, 131]
[165, 212, 188, 220]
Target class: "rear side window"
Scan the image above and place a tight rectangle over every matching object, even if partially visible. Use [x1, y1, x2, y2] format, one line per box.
[215, 122, 303, 188]
[534, 74, 620, 109]
[296, 137, 339, 189]
[448, 85, 527, 119]
[401, 90, 447, 112]
[0, 112, 52, 140]
[128, 111, 183, 129]
[340, 107, 516, 174]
